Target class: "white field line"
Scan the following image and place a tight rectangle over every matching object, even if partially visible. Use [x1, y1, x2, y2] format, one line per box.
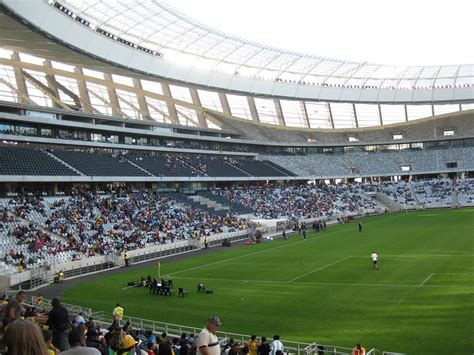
[419, 273, 435, 286]
[170, 276, 472, 289]
[167, 213, 401, 277]
[352, 254, 474, 258]
[287, 256, 352, 282]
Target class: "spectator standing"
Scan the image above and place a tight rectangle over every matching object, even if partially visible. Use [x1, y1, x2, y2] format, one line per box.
[197, 316, 222, 355]
[46, 297, 71, 352]
[113, 303, 124, 324]
[124, 251, 129, 267]
[3, 290, 26, 327]
[257, 337, 270, 355]
[352, 343, 365, 355]
[248, 335, 258, 355]
[270, 335, 284, 355]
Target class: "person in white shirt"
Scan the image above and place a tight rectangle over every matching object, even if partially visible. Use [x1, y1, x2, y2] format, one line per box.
[197, 316, 222, 355]
[270, 335, 284, 355]
[371, 252, 379, 270]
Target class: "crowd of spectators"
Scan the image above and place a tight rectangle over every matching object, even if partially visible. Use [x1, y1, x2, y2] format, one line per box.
[0, 291, 288, 355]
[211, 184, 378, 219]
[1, 189, 250, 273]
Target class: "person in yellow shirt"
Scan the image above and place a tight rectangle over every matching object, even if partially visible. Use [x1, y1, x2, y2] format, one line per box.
[248, 335, 258, 355]
[113, 303, 124, 324]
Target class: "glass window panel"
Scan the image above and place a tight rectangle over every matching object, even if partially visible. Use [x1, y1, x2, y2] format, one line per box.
[23, 70, 52, 107]
[355, 104, 380, 127]
[86, 82, 112, 115]
[433, 104, 459, 116]
[406, 105, 432, 121]
[461, 103, 474, 110]
[227, 94, 252, 120]
[380, 105, 406, 125]
[330, 103, 356, 129]
[145, 97, 171, 124]
[305, 102, 332, 128]
[280, 100, 306, 128]
[197, 90, 222, 111]
[254, 98, 278, 125]
[169, 85, 192, 103]
[112, 74, 133, 86]
[116, 89, 140, 118]
[175, 105, 198, 126]
[140, 80, 164, 95]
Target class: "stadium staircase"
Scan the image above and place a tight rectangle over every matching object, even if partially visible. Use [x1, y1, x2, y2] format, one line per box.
[197, 191, 254, 215]
[45, 151, 85, 176]
[167, 192, 228, 217]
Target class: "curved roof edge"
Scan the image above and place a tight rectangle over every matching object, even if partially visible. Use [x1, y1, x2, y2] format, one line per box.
[0, 0, 473, 104]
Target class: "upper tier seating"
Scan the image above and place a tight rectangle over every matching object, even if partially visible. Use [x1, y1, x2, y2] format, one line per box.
[49, 150, 151, 176]
[0, 145, 79, 176]
[127, 154, 202, 177]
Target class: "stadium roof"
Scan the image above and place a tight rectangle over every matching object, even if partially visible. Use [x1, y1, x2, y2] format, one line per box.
[0, 0, 472, 104]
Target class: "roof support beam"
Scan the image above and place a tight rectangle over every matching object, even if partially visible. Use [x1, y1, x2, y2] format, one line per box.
[44, 61, 61, 109]
[160, 82, 180, 125]
[352, 103, 359, 128]
[189, 87, 208, 127]
[22, 70, 72, 111]
[10, 52, 29, 104]
[300, 101, 310, 128]
[45, 61, 83, 110]
[74, 67, 95, 113]
[103, 73, 122, 117]
[327, 103, 335, 128]
[87, 89, 129, 118]
[378, 104, 383, 125]
[218, 92, 232, 115]
[246, 97, 260, 122]
[132, 78, 151, 119]
[273, 99, 285, 126]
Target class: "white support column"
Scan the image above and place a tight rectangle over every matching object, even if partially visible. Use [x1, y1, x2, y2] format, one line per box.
[103, 73, 122, 117]
[328, 103, 335, 128]
[189, 87, 208, 128]
[378, 104, 383, 125]
[246, 96, 260, 122]
[352, 103, 359, 128]
[300, 101, 311, 128]
[44, 60, 61, 109]
[74, 67, 94, 113]
[218, 92, 232, 115]
[273, 99, 285, 126]
[160, 82, 180, 125]
[11, 52, 29, 104]
[132, 78, 151, 119]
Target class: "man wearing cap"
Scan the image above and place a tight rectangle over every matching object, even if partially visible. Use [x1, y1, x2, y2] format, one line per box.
[86, 328, 109, 355]
[197, 316, 222, 355]
[119, 334, 143, 355]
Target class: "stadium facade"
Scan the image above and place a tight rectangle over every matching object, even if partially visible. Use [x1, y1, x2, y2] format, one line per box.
[0, 0, 472, 193]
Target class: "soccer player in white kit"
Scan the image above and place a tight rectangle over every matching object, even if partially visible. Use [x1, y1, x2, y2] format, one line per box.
[371, 251, 379, 270]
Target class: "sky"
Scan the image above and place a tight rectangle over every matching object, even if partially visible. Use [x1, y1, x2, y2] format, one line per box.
[168, 0, 473, 66]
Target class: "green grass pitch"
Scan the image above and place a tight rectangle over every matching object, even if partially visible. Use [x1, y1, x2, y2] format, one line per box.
[63, 209, 474, 354]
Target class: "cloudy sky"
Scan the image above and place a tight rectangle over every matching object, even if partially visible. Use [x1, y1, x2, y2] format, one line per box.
[168, 0, 473, 66]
